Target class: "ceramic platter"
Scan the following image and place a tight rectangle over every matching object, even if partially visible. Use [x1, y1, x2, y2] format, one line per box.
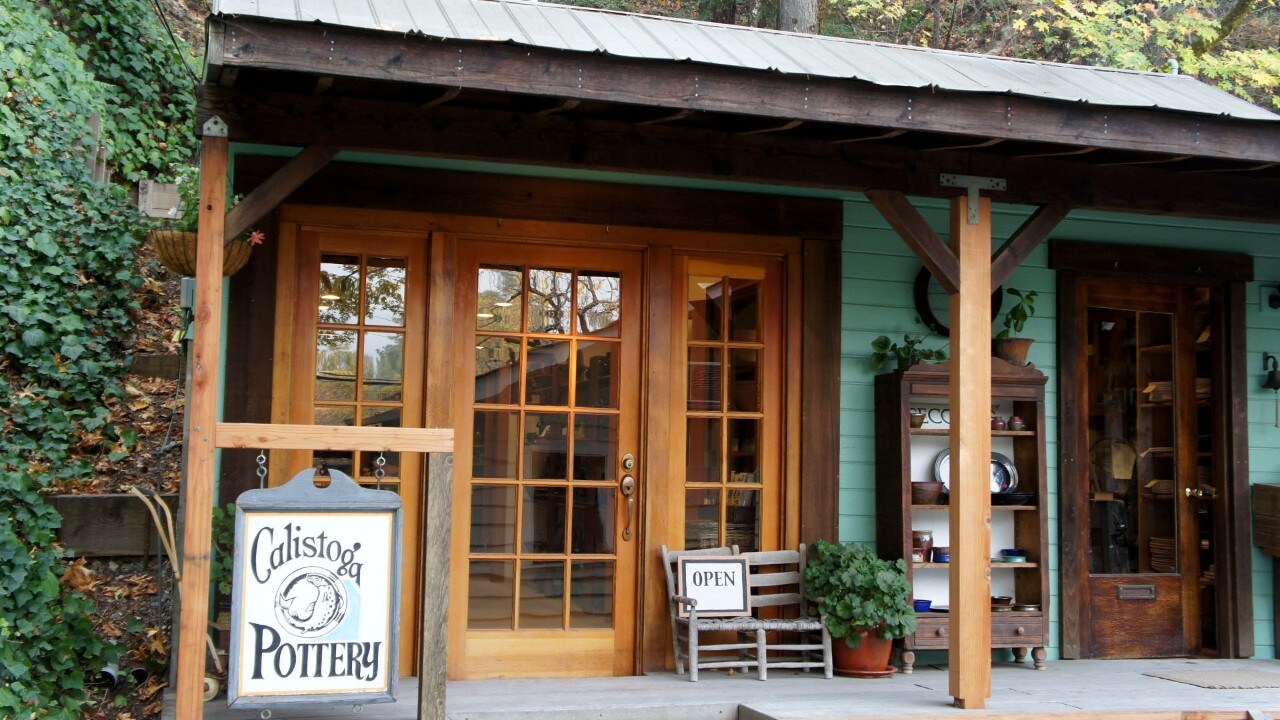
[934, 449, 1018, 494]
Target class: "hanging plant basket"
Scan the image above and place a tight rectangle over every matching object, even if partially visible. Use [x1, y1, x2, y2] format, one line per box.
[149, 229, 252, 277]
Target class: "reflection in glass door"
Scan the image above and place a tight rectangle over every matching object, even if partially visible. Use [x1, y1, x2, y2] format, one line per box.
[457, 242, 641, 678]
[287, 230, 427, 673]
[681, 258, 782, 554]
[1077, 280, 1201, 658]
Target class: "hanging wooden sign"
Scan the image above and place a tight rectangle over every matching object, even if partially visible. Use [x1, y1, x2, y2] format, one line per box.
[228, 469, 402, 710]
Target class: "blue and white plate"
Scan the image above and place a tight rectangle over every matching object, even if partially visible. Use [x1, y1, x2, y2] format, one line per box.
[934, 450, 1019, 493]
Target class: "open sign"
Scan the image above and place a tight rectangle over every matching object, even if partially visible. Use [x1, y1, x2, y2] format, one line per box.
[677, 556, 750, 617]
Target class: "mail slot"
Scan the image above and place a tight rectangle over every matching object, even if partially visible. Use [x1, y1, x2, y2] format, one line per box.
[1117, 584, 1156, 600]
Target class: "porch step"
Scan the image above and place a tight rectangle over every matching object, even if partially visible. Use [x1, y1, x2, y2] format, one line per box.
[448, 702, 738, 720]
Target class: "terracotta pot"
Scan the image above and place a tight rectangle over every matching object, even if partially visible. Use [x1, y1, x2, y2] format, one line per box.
[832, 630, 894, 675]
[992, 337, 1034, 366]
[150, 229, 252, 277]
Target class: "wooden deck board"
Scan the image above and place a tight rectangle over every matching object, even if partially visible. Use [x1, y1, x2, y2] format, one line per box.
[173, 658, 1280, 720]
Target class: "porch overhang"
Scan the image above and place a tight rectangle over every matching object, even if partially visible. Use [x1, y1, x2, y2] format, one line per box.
[175, 1, 1280, 716]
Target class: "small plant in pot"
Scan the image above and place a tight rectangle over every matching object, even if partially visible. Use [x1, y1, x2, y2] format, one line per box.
[870, 321, 948, 371]
[149, 164, 264, 277]
[992, 288, 1037, 366]
[805, 540, 917, 676]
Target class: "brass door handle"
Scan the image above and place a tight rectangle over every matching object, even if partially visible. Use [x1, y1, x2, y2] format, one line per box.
[620, 475, 636, 541]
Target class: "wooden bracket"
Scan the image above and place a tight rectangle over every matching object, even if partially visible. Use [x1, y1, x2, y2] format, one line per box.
[990, 203, 1070, 288]
[224, 145, 338, 242]
[866, 189, 959, 294]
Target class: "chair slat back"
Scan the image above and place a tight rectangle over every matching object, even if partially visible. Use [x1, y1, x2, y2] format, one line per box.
[742, 544, 809, 614]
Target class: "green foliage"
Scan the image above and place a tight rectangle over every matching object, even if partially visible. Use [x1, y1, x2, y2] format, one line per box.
[211, 502, 237, 596]
[804, 540, 918, 647]
[0, 1, 146, 715]
[870, 321, 948, 370]
[1013, 0, 1280, 109]
[48, 0, 197, 181]
[826, 0, 1279, 110]
[996, 288, 1037, 339]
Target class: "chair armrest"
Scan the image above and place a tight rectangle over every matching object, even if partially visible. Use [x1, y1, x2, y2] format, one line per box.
[672, 594, 698, 609]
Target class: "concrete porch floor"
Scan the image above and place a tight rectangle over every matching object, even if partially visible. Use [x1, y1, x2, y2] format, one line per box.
[180, 658, 1280, 720]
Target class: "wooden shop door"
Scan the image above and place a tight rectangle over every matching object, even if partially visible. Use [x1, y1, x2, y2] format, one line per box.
[281, 228, 429, 674]
[450, 240, 642, 678]
[1066, 279, 1205, 658]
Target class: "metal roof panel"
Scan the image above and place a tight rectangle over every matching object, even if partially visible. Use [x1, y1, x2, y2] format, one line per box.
[499, 3, 573, 50]
[212, 0, 1279, 122]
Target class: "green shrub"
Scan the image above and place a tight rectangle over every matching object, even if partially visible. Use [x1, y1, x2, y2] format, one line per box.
[804, 540, 917, 648]
[0, 1, 151, 715]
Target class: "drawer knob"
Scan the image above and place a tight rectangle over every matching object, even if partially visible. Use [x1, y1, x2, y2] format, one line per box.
[936, 628, 945, 637]
[1016, 627, 1026, 636]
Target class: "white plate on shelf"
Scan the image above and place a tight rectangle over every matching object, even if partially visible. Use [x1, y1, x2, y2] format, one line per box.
[934, 449, 1018, 493]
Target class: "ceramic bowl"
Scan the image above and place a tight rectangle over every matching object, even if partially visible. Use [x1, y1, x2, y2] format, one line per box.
[991, 595, 1013, 606]
[932, 552, 951, 563]
[911, 481, 945, 505]
[913, 599, 932, 612]
[1000, 549, 1027, 558]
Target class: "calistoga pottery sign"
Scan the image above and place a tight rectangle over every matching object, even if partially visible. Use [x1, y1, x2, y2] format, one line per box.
[228, 469, 402, 709]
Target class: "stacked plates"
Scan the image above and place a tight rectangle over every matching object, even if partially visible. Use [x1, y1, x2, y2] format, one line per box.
[1149, 536, 1176, 573]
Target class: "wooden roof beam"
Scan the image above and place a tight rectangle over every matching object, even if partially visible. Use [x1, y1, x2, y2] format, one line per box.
[922, 137, 1004, 153]
[828, 128, 907, 145]
[210, 17, 1280, 165]
[990, 203, 1071, 287]
[737, 119, 805, 136]
[422, 86, 461, 108]
[196, 87, 1280, 224]
[633, 108, 693, 126]
[866, 189, 960, 294]
[535, 98, 581, 116]
[224, 144, 338, 241]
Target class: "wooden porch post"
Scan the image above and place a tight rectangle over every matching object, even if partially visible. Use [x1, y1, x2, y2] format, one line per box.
[949, 195, 992, 708]
[174, 127, 229, 719]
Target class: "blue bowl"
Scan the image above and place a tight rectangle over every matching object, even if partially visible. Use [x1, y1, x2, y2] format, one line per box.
[933, 552, 951, 563]
[1000, 549, 1027, 557]
[913, 599, 932, 613]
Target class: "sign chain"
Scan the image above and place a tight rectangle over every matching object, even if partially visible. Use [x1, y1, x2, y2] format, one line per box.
[256, 450, 268, 489]
[374, 453, 386, 491]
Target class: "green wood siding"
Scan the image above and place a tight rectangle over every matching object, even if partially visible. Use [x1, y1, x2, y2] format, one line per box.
[841, 196, 1280, 659]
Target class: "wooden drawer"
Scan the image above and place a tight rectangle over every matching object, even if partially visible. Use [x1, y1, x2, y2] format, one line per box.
[992, 612, 1045, 647]
[907, 613, 1045, 650]
[908, 614, 950, 649]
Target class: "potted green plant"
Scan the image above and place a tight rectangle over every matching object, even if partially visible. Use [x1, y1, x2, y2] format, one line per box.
[870, 322, 948, 371]
[992, 288, 1037, 366]
[149, 164, 264, 277]
[804, 540, 917, 675]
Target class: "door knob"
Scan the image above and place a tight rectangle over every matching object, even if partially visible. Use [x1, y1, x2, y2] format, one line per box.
[620, 475, 636, 541]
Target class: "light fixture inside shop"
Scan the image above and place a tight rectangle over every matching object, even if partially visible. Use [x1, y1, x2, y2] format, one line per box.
[477, 312, 495, 319]
[318, 305, 330, 312]
[321, 293, 341, 301]
[494, 301, 513, 307]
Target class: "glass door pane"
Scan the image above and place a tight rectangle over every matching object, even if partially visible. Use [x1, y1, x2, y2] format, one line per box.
[1086, 307, 1179, 574]
[468, 264, 624, 631]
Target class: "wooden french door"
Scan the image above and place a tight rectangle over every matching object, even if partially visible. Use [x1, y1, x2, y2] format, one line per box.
[1067, 278, 1205, 657]
[282, 228, 428, 673]
[450, 240, 642, 678]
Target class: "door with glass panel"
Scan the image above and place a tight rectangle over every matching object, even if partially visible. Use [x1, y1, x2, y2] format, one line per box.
[679, 257, 782, 555]
[285, 229, 427, 672]
[453, 241, 641, 678]
[1070, 279, 1202, 658]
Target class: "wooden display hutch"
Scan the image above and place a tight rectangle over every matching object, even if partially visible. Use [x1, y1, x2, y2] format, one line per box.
[875, 358, 1050, 672]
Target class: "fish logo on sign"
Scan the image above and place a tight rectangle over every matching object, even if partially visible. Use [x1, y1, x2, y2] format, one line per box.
[275, 567, 348, 638]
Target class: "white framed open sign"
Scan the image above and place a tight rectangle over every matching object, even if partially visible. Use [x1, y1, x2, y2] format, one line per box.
[677, 556, 750, 617]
